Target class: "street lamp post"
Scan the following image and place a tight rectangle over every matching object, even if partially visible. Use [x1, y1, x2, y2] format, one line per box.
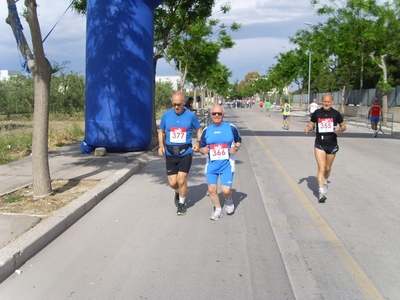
[307, 50, 311, 106]
[305, 22, 313, 106]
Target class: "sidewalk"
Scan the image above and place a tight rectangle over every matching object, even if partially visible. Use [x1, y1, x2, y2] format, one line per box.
[0, 141, 157, 282]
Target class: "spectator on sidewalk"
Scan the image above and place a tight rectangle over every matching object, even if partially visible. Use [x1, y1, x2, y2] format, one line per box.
[304, 93, 346, 203]
[184, 97, 197, 113]
[367, 98, 382, 138]
[198, 105, 242, 221]
[158, 91, 203, 216]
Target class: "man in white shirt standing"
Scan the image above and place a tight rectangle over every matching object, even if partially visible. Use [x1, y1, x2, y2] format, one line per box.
[308, 98, 320, 131]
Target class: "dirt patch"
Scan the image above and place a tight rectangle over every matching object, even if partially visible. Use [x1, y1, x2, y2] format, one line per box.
[0, 180, 99, 218]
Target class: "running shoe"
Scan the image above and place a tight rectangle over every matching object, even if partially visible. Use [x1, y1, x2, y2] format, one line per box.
[174, 191, 179, 207]
[224, 200, 235, 215]
[210, 208, 223, 221]
[177, 203, 186, 215]
[318, 191, 327, 203]
[324, 180, 329, 192]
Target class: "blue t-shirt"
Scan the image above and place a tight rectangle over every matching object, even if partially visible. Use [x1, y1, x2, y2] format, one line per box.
[200, 121, 242, 174]
[159, 108, 201, 156]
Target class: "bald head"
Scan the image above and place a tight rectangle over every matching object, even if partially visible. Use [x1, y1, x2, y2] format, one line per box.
[321, 94, 334, 110]
[322, 94, 333, 102]
[172, 91, 185, 103]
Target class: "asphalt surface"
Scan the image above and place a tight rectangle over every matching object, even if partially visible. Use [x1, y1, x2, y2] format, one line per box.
[0, 142, 157, 282]
[0, 106, 399, 299]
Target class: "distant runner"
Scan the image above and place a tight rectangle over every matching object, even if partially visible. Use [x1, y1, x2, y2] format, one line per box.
[367, 98, 382, 138]
[282, 99, 292, 130]
[265, 100, 271, 117]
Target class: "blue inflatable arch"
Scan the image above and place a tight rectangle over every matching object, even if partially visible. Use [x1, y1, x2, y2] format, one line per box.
[85, 0, 164, 152]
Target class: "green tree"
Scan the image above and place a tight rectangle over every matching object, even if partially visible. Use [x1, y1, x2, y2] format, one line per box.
[165, 5, 240, 106]
[366, 1, 400, 124]
[236, 71, 260, 99]
[271, 50, 305, 108]
[50, 72, 85, 114]
[228, 80, 242, 100]
[206, 62, 232, 103]
[155, 81, 174, 112]
[311, 0, 400, 118]
[266, 66, 288, 107]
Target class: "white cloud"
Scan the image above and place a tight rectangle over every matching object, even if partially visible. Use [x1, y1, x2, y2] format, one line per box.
[0, 0, 323, 82]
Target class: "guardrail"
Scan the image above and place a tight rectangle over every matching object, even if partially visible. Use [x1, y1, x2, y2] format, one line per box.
[196, 109, 210, 127]
[355, 112, 394, 136]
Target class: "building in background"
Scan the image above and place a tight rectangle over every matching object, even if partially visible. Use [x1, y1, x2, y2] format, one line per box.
[0, 70, 20, 81]
[155, 75, 180, 91]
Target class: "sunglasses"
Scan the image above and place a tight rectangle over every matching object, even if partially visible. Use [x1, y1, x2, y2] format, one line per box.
[172, 103, 183, 107]
[211, 112, 223, 116]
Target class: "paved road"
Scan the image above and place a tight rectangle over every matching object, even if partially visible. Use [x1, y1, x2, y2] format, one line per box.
[0, 106, 399, 299]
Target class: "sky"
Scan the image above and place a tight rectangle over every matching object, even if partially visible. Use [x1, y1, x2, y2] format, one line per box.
[0, 0, 325, 83]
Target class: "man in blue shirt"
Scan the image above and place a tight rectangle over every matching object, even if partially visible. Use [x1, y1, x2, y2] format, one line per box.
[158, 92, 202, 215]
[199, 105, 242, 220]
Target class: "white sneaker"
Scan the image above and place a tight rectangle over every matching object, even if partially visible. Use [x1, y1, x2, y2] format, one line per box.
[318, 187, 327, 203]
[224, 200, 235, 215]
[210, 208, 223, 221]
[324, 180, 329, 192]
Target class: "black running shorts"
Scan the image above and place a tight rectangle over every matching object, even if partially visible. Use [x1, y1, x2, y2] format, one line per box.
[165, 153, 193, 175]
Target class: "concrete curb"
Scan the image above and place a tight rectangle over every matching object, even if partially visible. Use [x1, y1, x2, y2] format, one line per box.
[0, 161, 140, 283]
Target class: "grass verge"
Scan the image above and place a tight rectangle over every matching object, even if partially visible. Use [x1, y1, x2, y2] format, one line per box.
[0, 113, 84, 165]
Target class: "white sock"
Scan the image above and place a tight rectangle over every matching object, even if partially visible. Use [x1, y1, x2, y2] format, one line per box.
[179, 197, 185, 204]
[215, 207, 222, 212]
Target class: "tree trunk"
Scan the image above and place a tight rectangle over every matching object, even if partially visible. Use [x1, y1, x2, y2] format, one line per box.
[201, 87, 206, 108]
[380, 54, 388, 126]
[25, 0, 52, 198]
[340, 86, 346, 114]
[6, 0, 52, 198]
[193, 85, 197, 108]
